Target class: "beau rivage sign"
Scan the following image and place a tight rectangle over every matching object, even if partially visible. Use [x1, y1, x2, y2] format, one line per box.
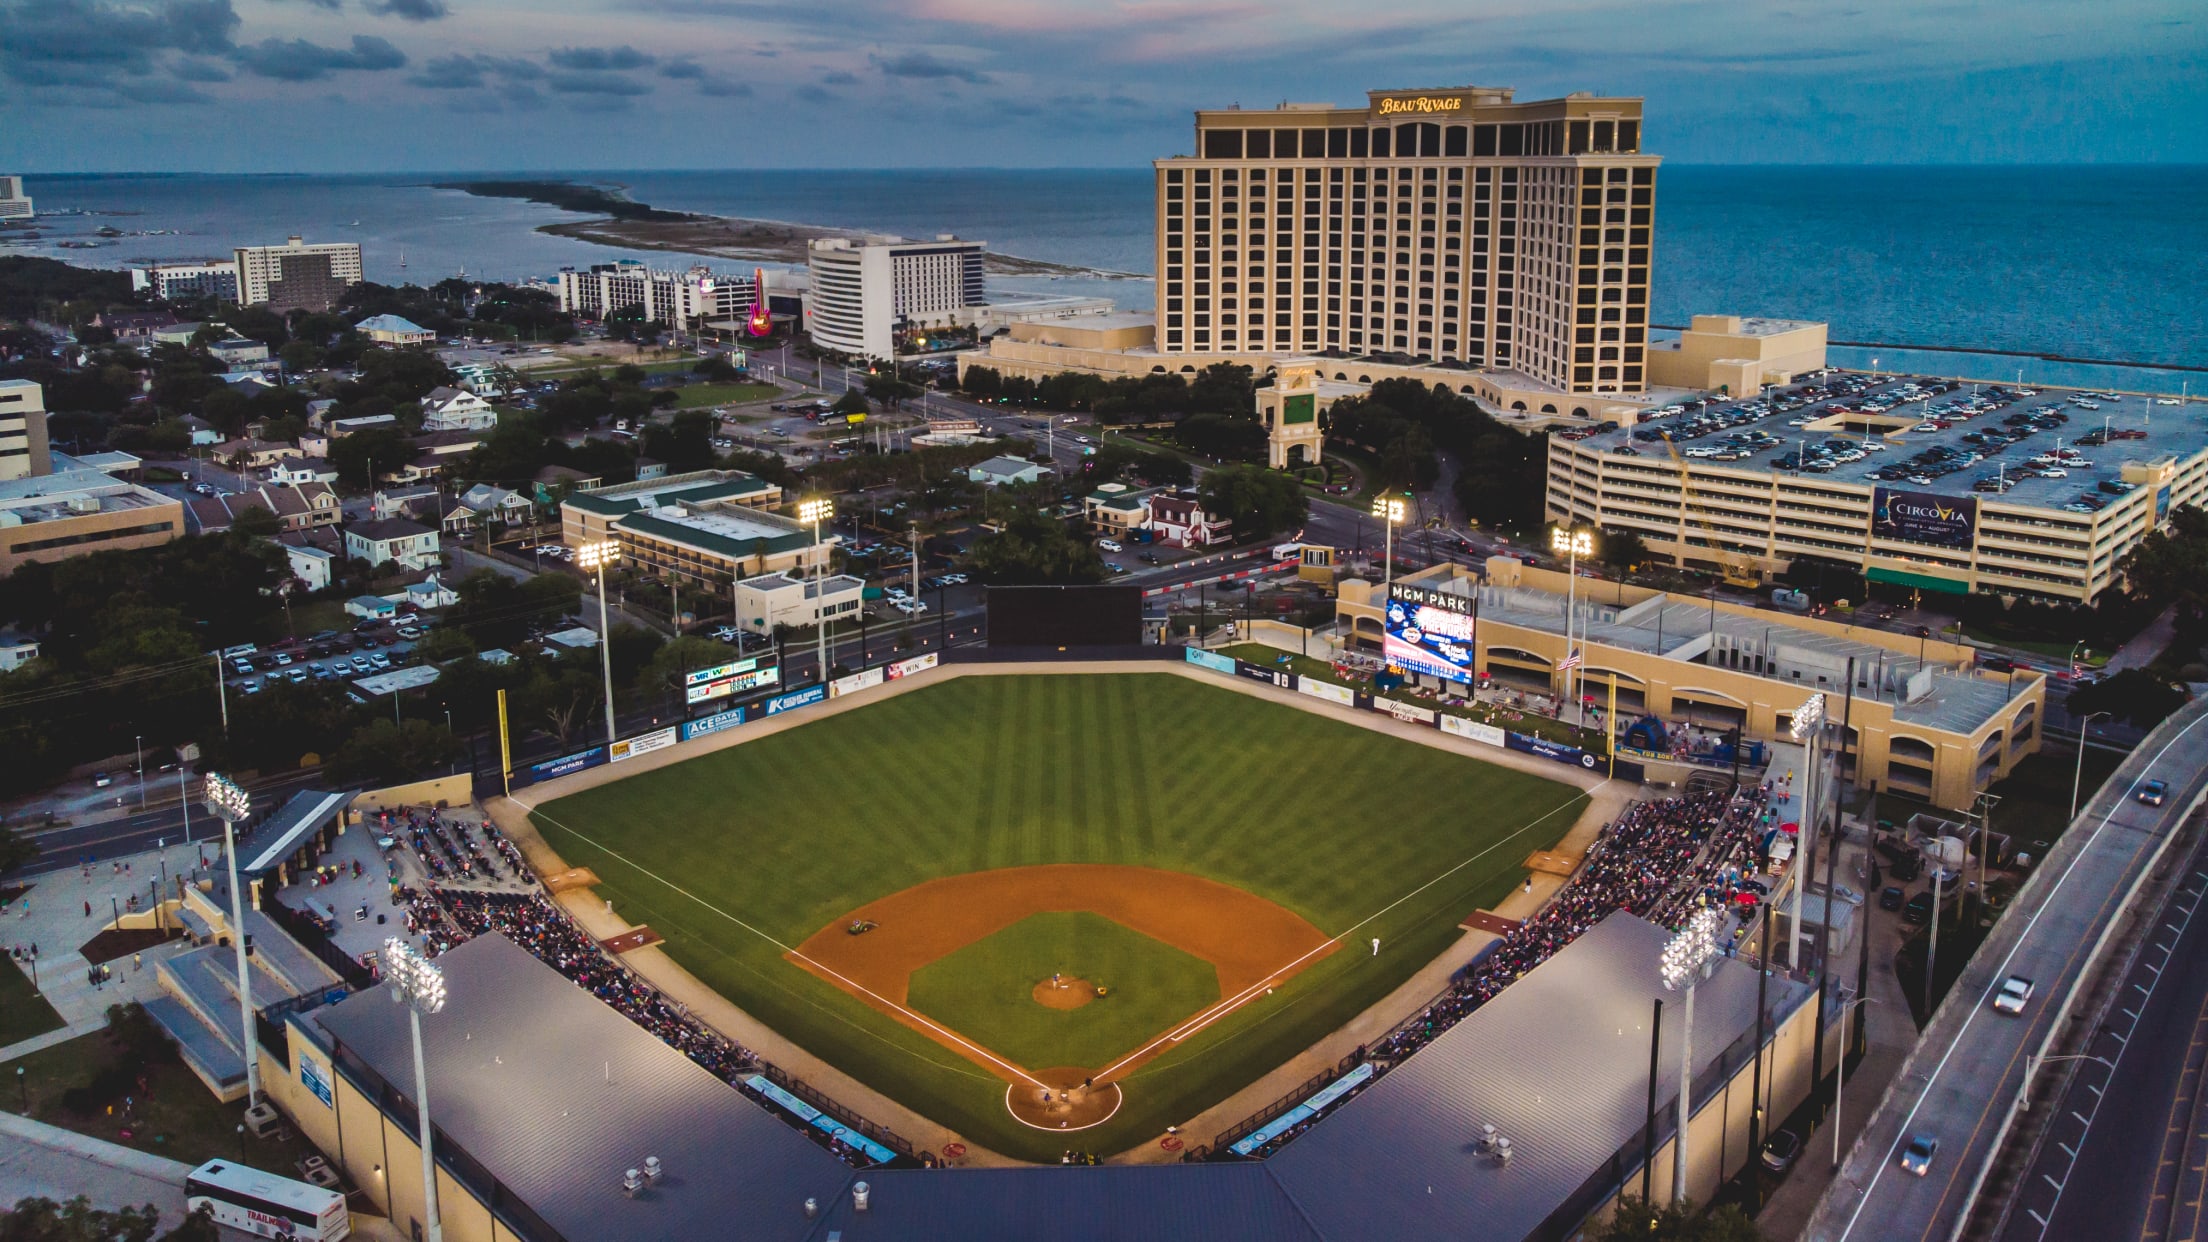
[1374, 94, 1468, 116]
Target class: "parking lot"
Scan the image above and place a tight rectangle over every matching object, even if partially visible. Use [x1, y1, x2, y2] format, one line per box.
[1577, 372, 2198, 517]
[221, 620, 428, 702]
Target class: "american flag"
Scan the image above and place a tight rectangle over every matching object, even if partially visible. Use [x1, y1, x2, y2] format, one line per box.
[1558, 649, 1582, 671]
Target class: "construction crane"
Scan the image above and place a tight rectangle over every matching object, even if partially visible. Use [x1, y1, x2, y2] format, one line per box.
[1658, 432, 1763, 589]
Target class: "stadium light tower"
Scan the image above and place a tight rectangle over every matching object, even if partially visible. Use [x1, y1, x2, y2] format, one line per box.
[799, 498, 835, 682]
[574, 540, 621, 745]
[1659, 907, 1720, 1206]
[1550, 527, 1595, 726]
[203, 773, 259, 1107]
[1371, 495, 1406, 592]
[1787, 692, 1826, 971]
[384, 937, 448, 1242]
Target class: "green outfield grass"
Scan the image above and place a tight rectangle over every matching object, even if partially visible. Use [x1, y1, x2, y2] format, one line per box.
[908, 912, 1221, 1071]
[530, 672, 1585, 1160]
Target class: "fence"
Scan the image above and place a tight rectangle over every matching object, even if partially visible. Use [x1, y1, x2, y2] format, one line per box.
[757, 1063, 915, 1160]
[262, 895, 377, 989]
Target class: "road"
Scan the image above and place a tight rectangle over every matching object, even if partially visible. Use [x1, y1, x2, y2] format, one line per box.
[14, 767, 326, 877]
[1995, 826, 2208, 1242]
[1806, 699, 2208, 1242]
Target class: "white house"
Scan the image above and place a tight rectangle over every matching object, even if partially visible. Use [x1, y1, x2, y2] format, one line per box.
[356, 314, 436, 346]
[1146, 492, 1234, 549]
[0, 632, 39, 672]
[283, 542, 335, 592]
[345, 594, 398, 621]
[420, 386, 498, 432]
[734, 571, 867, 634]
[343, 517, 441, 570]
[395, 573, 460, 610]
[458, 483, 532, 526]
[266, 460, 338, 487]
[967, 455, 1050, 488]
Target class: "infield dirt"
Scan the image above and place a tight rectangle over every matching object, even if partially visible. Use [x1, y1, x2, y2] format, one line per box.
[790, 863, 1338, 1085]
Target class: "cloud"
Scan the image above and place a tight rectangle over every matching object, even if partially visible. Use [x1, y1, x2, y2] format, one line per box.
[114, 74, 212, 100]
[821, 69, 856, 84]
[408, 51, 537, 88]
[170, 54, 229, 80]
[698, 75, 751, 97]
[366, 0, 448, 19]
[660, 58, 703, 78]
[232, 33, 406, 80]
[547, 44, 652, 71]
[0, 0, 240, 75]
[871, 50, 987, 83]
[548, 69, 651, 95]
[794, 82, 833, 102]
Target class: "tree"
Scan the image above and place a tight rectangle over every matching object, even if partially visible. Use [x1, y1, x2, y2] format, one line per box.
[0, 821, 35, 875]
[327, 718, 465, 784]
[2118, 505, 2208, 642]
[641, 410, 717, 474]
[1583, 1197, 1764, 1242]
[1598, 527, 1650, 573]
[831, 387, 871, 418]
[2066, 668, 2189, 729]
[326, 426, 415, 489]
[964, 506, 1105, 585]
[1200, 463, 1307, 540]
[0, 1196, 219, 1241]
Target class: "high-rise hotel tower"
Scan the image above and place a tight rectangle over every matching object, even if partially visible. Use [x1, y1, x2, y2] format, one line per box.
[1154, 86, 1658, 396]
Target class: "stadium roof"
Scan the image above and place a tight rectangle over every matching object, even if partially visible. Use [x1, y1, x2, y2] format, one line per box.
[309, 915, 1799, 1241]
[237, 790, 353, 876]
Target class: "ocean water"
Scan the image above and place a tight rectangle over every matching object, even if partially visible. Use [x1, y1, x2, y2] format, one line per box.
[5, 166, 2203, 375]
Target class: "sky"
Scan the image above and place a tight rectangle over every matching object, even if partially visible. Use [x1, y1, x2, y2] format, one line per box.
[0, 0, 2202, 172]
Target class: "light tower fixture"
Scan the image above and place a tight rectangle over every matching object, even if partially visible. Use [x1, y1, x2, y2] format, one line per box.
[1370, 495, 1406, 592]
[384, 936, 448, 1242]
[1787, 690, 1826, 971]
[202, 772, 260, 1106]
[575, 540, 621, 745]
[798, 499, 836, 683]
[1659, 907, 1720, 1206]
[1549, 526, 1596, 726]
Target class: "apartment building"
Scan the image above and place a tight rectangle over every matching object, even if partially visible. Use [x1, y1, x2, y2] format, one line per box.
[0, 378, 54, 482]
[554, 263, 758, 331]
[234, 237, 364, 312]
[0, 176, 31, 221]
[805, 235, 987, 359]
[130, 260, 242, 302]
[1155, 86, 1657, 396]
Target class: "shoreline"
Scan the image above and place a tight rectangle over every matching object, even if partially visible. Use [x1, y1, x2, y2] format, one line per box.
[441, 178, 1145, 281]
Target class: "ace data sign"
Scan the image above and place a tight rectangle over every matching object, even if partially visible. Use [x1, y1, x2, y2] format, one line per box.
[1382, 583, 1477, 683]
[1873, 488, 1977, 551]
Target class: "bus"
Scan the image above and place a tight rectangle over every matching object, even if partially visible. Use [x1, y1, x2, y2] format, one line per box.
[185, 1160, 350, 1241]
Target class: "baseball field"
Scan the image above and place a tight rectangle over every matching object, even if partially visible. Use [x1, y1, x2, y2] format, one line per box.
[526, 671, 1587, 1160]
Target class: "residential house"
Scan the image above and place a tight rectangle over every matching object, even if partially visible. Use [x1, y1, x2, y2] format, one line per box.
[445, 483, 531, 535]
[635, 457, 669, 482]
[343, 517, 441, 570]
[345, 594, 398, 621]
[0, 631, 39, 672]
[281, 541, 335, 592]
[298, 429, 330, 458]
[967, 455, 1050, 487]
[151, 322, 204, 347]
[184, 482, 340, 536]
[265, 460, 338, 487]
[1084, 483, 1151, 537]
[216, 438, 302, 471]
[383, 428, 486, 485]
[305, 399, 338, 429]
[178, 414, 222, 446]
[93, 310, 182, 343]
[370, 487, 440, 520]
[206, 338, 269, 367]
[419, 386, 498, 432]
[355, 314, 436, 347]
[1146, 492, 1233, 548]
[395, 572, 459, 610]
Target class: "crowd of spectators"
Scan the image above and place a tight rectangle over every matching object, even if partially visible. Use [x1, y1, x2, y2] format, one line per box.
[1220, 781, 1784, 1160]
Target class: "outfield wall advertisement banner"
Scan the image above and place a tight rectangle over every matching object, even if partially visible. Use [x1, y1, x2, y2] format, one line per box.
[1872, 488, 1977, 550]
[528, 746, 606, 783]
[1382, 584, 1477, 684]
[1185, 648, 1237, 675]
[830, 668, 886, 698]
[685, 658, 780, 705]
[680, 707, 745, 741]
[610, 727, 677, 763]
[1439, 715, 1507, 747]
[1377, 697, 1437, 725]
[1237, 662, 1295, 688]
[1298, 680, 1355, 707]
[762, 685, 827, 716]
[886, 653, 939, 680]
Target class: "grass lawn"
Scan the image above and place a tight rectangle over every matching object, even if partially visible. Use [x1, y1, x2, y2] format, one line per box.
[1982, 746, 2126, 850]
[1217, 642, 1606, 751]
[1957, 625, 2110, 667]
[0, 957, 65, 1045]
[5, 1011, 316, 1173]
[907, 912, 1220, 1071]
[671, 381, 780, 409]
[532, 672, 1583, 1160]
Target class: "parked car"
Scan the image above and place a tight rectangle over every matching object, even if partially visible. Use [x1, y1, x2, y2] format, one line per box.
[1899, 1133, 1939, 1176]
[710, 626, 741, 643]
[1098, 538, 1124, 553]
[1879, 886, 1906, 911]
[92, 772, 113, 788]
[1992, 975, 2035, 1015]
[2138, 779, 2170, 806]
[1902, 892, 1936, 925]
[1759, 1129, 1803, 1174]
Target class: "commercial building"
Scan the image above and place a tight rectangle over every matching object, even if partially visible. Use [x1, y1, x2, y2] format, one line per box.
[966, 455, 1050, 487]
[1337, 557, 2044, 809]
[560, 470, 823, 592]
[131, 260, 241, 302]
[0, 457, 184, 575]
[733, 570, 867, 634]
[356, 313, 436, 346]
[554, 262, 759, 332]
[1546, 378, 2204, 603]
[234, 236, 364, 312]
[0, 175, 30, 221]
[559, 470, 784, 547]
[805, 235, 986, 359]
[1644, 315, 1829, 396]
[0, 378, 54, 482]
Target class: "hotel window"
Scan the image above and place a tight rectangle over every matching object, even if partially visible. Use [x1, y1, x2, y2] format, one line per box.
[1371, 128, 1391, 157]
[1248, 130, 1273, 158]
[1204, 130, 1242, 158]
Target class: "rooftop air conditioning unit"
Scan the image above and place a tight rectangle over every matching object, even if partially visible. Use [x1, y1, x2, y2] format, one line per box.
[67, 495, 101, 513]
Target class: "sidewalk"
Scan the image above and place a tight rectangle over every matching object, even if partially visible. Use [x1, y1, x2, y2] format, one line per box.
[2, 839, 215, 1032]
[2104, 604, 2177, 674]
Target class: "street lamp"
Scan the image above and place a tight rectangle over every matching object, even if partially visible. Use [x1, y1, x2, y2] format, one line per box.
[384, 937, 448, 1242]
[2015, 1051, 2113, 1117]
[574, 540, 621, 745]
[1787, 692, 1826, 972]
[134, 734, 145, 809]
[202, 773, 259, 1107]
[1550, 527, 1595, 726]
[1371, 495, 1406, 593]
[2071, 711, 2110, 821]
[1660, 908, 1720, 1205]
[799, 498, 835, 682]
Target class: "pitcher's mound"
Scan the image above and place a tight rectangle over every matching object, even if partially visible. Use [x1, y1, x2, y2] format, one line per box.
[1032, 976, 1099, 1010]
